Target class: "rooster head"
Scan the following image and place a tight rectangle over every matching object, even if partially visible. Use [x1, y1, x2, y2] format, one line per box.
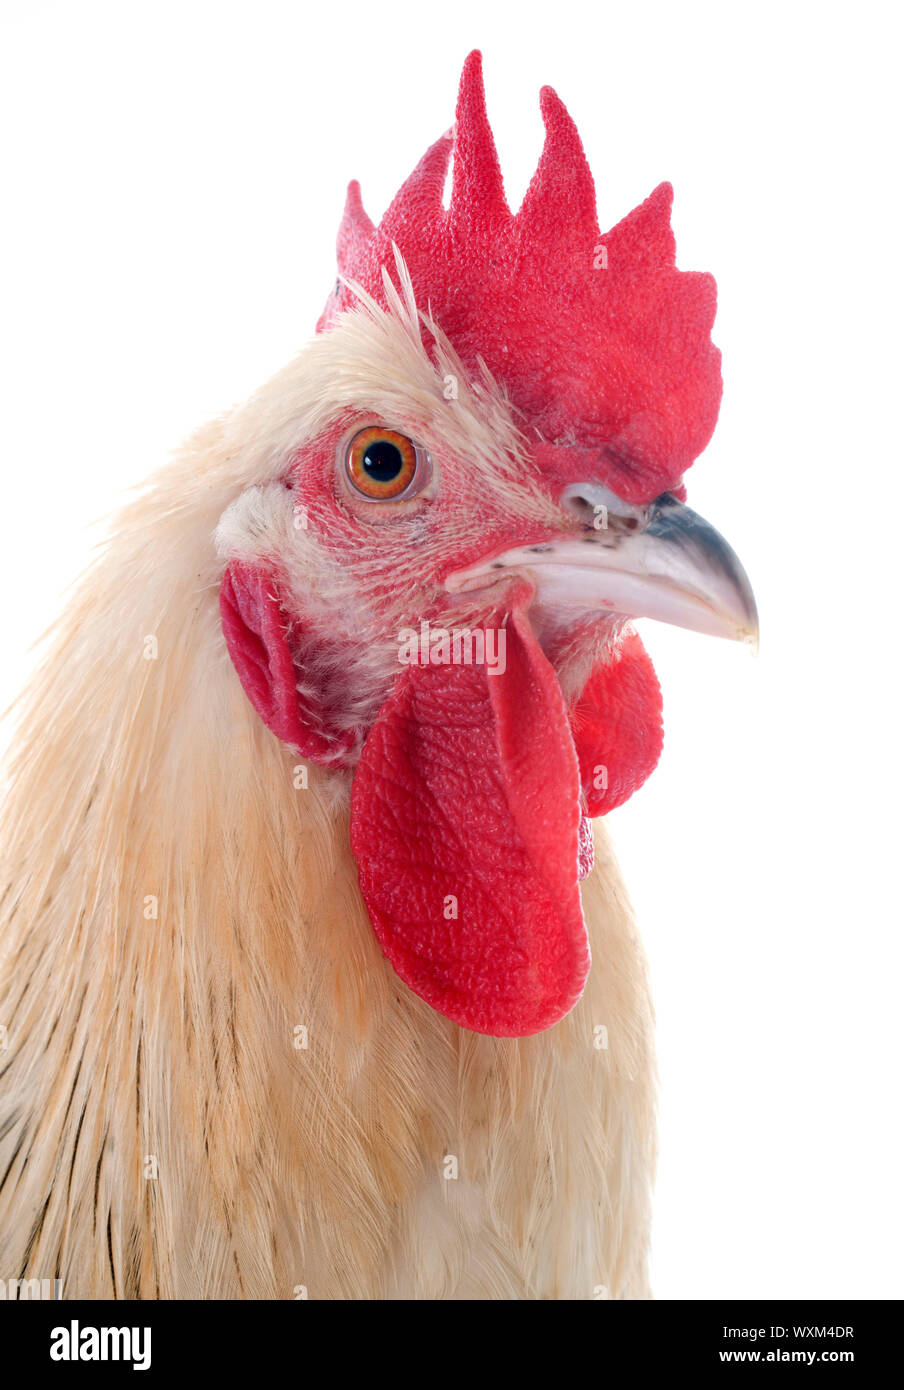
[216, 51, 757, 1038]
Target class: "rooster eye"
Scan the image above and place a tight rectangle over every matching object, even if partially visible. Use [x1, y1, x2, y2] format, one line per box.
[343, 427, 429, 502]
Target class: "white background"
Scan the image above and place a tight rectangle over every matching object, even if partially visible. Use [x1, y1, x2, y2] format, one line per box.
[1, 0, 901, 1299]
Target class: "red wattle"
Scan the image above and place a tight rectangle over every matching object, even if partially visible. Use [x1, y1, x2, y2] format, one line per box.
[570, 629, 664, 815]
[220, 563, 662, 1037]
[349, 588, 590, 1037]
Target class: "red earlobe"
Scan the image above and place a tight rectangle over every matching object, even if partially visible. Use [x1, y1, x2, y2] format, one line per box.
[219, 560, 357, 765]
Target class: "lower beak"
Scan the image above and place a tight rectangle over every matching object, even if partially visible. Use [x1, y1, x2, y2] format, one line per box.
[445, 492, 759, 645]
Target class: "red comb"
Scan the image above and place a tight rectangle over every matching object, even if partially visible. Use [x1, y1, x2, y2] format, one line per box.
[318, 51, 722, 503]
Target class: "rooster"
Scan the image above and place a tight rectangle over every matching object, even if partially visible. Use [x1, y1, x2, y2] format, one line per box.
[0, 51, 755, 1300]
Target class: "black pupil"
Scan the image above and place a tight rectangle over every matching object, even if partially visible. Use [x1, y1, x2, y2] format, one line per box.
[362, 439, 404, 483]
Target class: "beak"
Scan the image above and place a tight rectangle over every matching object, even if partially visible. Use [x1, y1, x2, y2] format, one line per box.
[445, 490, 759, 646]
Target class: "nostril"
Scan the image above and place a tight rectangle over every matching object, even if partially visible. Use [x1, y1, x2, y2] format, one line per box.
[562, 492, 597, 519]
[560, 482, 613, 524]
[559, 481, 652, 534]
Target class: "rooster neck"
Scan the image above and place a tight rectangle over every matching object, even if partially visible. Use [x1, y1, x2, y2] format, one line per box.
[0, 440, 657, 1299]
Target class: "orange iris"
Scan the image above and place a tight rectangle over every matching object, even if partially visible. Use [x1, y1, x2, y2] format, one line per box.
[345, 427, 418, 500]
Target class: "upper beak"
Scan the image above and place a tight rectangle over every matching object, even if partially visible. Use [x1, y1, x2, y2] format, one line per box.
[445, 489, 759, 646]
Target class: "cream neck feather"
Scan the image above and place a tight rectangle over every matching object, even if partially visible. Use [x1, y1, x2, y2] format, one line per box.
[0, 305, 657, 1298]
